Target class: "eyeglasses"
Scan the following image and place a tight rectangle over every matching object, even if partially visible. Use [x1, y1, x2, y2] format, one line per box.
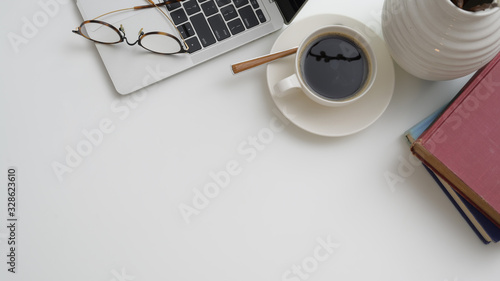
[72, 0, 189, 54]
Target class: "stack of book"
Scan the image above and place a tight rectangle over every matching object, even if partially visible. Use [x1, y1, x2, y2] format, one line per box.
[405, 52, 500, 244]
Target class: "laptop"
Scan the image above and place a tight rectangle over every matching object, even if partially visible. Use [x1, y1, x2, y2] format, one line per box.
[75, 0, 309, 95]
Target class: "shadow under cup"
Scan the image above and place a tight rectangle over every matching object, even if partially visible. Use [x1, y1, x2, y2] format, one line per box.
[286, 26, 377, 107]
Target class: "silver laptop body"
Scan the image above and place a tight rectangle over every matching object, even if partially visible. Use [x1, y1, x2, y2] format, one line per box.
[75, 0, 308, 95]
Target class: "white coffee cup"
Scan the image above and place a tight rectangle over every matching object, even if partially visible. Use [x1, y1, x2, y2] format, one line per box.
[274, 25, 377, 107]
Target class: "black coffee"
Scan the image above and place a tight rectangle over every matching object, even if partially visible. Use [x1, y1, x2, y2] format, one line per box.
[300, 34, 369, 101]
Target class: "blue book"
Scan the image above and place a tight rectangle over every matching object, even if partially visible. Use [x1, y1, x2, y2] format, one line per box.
[406, 107, 500, 244]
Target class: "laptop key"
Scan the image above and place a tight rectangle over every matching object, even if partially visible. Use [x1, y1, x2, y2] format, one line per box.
[238, 5, 259, 29]
[164, 0, 182, 10]
[185, 37, 202, 53]
[190, 13, 216, 47]
[178, 22, 196, 38]
[184, 0, 201, 15]
[234, 0, 249, 8]
[221, 5, 237, 21]
[249, 0, 259, 9]
[227, 18, 245, 35]
[255, 9, 266, 23]
[171, 9, 188, 25]
[201, 0, 218, 17]
[208, 14, 231, 41]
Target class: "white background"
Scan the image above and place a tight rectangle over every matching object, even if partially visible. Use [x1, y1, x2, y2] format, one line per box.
[1, 0, 500, 281]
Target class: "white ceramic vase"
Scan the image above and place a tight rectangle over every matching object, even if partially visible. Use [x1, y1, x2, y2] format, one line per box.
[382, 0, 500, 80]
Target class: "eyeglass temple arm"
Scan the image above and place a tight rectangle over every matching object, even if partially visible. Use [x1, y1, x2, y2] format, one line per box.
[91, 0, 184, 20]
[145, 0, 190, 51]
[135, 0, 184, 10]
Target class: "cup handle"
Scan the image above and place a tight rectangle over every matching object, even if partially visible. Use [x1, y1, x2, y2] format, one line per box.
[274, 74, 301, 98]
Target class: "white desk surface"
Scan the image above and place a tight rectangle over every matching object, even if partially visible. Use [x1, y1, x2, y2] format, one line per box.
[1, 0, 499, 281]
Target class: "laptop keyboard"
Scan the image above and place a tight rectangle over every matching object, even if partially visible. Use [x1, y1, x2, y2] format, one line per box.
[163, 0, 267, 53]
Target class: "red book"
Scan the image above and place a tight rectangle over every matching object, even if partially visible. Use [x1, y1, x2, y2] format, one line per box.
[411, 52, 500, 227]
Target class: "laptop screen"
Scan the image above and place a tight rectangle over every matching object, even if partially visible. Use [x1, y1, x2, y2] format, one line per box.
[275, 0, 308, 24]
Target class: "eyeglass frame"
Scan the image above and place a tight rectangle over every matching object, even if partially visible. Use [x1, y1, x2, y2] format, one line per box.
[72, 0, 189, 54]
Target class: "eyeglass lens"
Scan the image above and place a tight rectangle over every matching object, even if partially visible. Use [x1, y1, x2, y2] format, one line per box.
[80, 22, 122, 44]
[140, 33, 183, 54]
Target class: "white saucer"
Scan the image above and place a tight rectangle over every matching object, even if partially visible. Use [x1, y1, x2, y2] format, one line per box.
[266, 14, 395, 137]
